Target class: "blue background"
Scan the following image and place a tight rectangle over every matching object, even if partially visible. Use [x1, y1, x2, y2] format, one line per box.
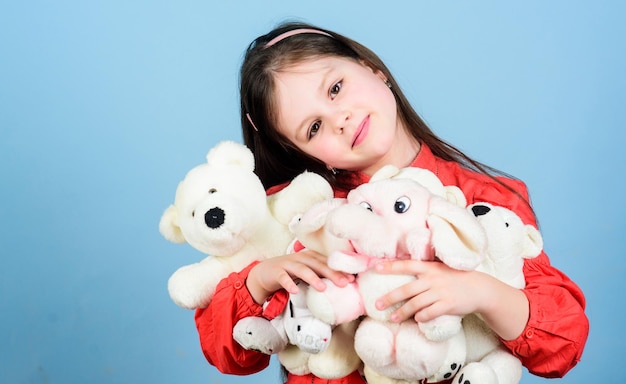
[1, 1, 623, 383]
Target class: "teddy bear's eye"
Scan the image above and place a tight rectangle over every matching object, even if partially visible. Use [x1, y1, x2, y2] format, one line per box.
[191, 210, 195, 217]
[208, 188, 217, 194]
[505, 222, 510, 228]
[395, 196, 411, 213]
[359, 201, 373, 211]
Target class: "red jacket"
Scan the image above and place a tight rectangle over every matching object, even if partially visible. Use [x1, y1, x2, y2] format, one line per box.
[195, 143, 588, 380]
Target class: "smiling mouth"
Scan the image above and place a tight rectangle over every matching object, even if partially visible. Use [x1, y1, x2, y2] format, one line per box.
[352, 116, 370, 148]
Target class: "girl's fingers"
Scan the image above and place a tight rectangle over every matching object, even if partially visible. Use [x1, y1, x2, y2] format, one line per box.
[294, 250, 354, 289]
[386, 294, 441, 323]
[275, 270, 299, 294]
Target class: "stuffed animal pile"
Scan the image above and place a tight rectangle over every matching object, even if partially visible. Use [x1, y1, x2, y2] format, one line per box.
[160, 142, 543, 384]
[231, 165, 543, 384]
[159, 140, 332, 309]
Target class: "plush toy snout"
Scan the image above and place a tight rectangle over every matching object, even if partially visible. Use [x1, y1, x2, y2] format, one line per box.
[204, 206, 226, 229]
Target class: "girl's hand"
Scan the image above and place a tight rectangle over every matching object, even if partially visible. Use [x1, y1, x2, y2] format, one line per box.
[373, 259, 529, 340]
[374, 260, 484, 323]
[247, 250, 354, 305]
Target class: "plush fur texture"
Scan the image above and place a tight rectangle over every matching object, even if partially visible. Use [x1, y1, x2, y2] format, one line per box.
[159, 140, 333, 309]
[450, 202, 543, 384]
[233, 197, 362, 379]
[306, 166, 488, 383]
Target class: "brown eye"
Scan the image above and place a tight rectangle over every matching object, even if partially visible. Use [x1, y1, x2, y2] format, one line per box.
[308, 121, 321, 139]
[330, 81, 342, 99]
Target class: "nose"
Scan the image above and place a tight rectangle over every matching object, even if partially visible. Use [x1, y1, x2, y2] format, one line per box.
[329, 107, 350, 133]
[205, 207, 225, 228]
[471, 204, 491, 217]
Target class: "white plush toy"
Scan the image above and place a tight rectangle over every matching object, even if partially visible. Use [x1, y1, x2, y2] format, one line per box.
[306, 165, 488, 383]
[233, 197, 363, 379]
[159, 140, 333, 310]
[452, 202, 543, 384]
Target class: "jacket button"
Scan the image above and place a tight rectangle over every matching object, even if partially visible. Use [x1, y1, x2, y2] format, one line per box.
[525, 329, 534, 338]
[234, 281, 243, 289]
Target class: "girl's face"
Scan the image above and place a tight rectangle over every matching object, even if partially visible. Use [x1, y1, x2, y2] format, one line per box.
[274, 56, 417, 176]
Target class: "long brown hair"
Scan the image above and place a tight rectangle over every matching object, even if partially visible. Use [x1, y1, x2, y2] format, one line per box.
[240, 21, 530, 209]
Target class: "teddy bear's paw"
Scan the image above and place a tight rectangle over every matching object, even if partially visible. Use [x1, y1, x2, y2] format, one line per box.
[232, 317, 288, 355]
[291, 317, 333, 354]
[453, 362, 497, 384]
[167, 273, 214, 310]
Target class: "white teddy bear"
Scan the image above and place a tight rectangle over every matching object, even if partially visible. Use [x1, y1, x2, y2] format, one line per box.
[159, 140, 333, 309]
[453, 202, 543, 384]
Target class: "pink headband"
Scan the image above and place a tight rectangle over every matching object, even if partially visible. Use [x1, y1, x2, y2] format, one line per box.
[246, 28, 333, 132]
[264, 28, 333, 48]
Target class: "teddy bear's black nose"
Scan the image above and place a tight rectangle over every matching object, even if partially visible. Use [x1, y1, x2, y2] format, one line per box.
[205, 207, 225, 229]
[471, 204, 491, 217]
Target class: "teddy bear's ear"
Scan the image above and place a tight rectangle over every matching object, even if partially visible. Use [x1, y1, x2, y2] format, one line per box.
[205, 141, 255, 172]
[522, 225, 544, 259]
[159, 205, 187, 244]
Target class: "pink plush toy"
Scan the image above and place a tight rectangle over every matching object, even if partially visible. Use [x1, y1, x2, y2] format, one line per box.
[306, 165, 488, 382]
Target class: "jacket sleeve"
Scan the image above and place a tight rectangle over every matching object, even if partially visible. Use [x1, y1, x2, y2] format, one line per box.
[194, 261, 270, 375]
[501, 252, 589, 378]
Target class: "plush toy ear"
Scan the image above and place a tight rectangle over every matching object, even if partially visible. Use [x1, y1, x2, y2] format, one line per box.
[522, 225, 544, 259]
[159, 205, 187, 244]
[427, 196, 487, 270]
[205, 140, 255, 172]
[443, 185, 467, 207]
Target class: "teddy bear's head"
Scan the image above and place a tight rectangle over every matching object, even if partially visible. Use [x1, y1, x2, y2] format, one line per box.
[160, 141, 335, 257]
[159, 141, 271, 256]
[469, 202, 543, 288]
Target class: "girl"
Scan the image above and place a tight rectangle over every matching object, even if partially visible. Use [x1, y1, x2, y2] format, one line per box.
[195, 22, 588, 384]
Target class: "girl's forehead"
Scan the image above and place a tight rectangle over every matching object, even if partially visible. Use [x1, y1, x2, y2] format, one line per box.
[279, 56, 352, 74]
[278, 57, 336, 74]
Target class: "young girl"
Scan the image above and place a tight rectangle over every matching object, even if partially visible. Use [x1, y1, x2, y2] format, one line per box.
[195, 22, 588, 384]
